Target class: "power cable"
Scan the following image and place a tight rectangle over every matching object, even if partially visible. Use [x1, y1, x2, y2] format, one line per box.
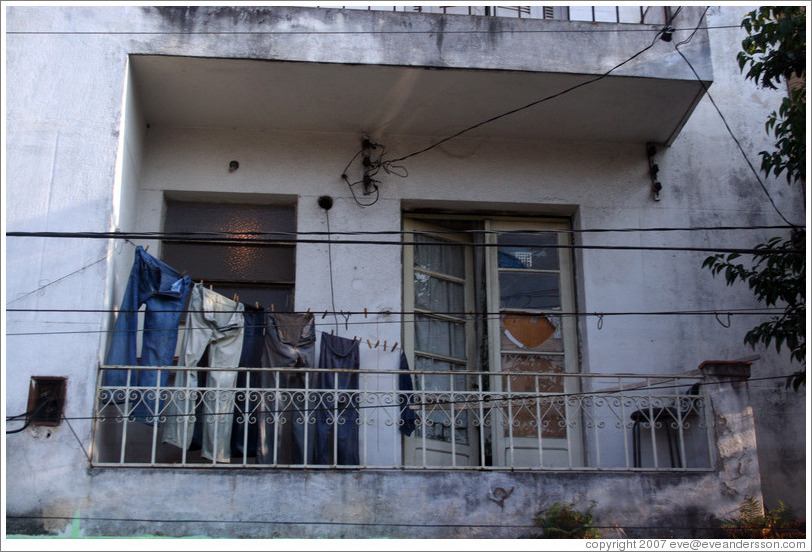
[377, 25, 668, 167]
[8, 513, 805, 535]
[673, 12, 800, 227]
[5, 25, 746, 37]
[5, 240, 131, 305]
[323, 208, 341, 334]
[3, 308, 787, 338]
[10, 373, 793, 426]
[14, 513, 789, 532]
[5, 231, 802, 255]
[5, 397, 58, 434]
[7, 224, 794, 237]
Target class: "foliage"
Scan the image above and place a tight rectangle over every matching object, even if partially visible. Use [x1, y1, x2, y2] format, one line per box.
[702, 230, 805, 388]
[738, 6, 806, 184]
[529, 500, 599, 539]
[721, 495, 806, 539]
[704, 7, 805, 391]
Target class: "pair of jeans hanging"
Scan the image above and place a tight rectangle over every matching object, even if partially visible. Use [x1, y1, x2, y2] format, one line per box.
[315, 332, 360, 465]
[256, 312, 316, 465]
[230, 303, 265, 458]
[163, 284, 244, 463]
[103, 245, 191, 424]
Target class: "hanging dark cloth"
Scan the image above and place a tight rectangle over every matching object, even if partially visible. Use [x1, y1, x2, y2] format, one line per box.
[230, 303, 265, 458]
[398, 351, 417, 436]
[315, 332, 360, 465]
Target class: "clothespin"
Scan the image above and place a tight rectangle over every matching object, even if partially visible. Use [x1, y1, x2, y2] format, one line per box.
[374, 340, 380, 349]
[364, 308, 368, 319]
[367, 339, 373, 349]
[255, 301, 260, 309]
[392, 342, 398, 350]
[331, 329, 334, 336]
[200, 280, 204, 285]
[322, 310, 329, 319]
[306, 308, 311, 315]
[233, 293, 239, 303]
[144, 245, 149, 253]
[353, 336, 358, 342]
[271, 304, 275, 313]
[180, 270, 187, 277]
[209, 284, 213, 291]
[383, 340, 387, 351]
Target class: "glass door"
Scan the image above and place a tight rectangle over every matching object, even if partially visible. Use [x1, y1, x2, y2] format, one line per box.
[486, 219, 582, 467]
[402, 220, 479, 467]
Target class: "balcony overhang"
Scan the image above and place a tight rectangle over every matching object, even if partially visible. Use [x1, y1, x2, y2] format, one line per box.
[133, 53, 708, 146]
[131, 5, 712, 146]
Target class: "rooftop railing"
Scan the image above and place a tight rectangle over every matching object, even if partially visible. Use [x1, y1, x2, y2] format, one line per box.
[325, 6, 669, 25]
[93, 366, 711, 470]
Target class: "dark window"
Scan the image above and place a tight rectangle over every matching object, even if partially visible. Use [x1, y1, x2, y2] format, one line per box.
[162, 200, 296, 310]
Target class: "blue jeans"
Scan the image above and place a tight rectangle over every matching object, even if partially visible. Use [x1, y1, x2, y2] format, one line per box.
[315, 333, 360, 465]
[230, 304, 265, 458]
[104, 246, 191, 423]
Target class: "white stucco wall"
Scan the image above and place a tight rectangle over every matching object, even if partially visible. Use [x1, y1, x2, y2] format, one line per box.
[4, 5, 805, 537]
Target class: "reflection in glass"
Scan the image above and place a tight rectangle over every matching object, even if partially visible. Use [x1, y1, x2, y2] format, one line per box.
[415, 315, 466, 360]
[414, 356, 469, 445]
[499, 272, 561, 310]
[497, 233, 559, 271]
[414, 273, 465, 312]
[414, 234, 465, 278]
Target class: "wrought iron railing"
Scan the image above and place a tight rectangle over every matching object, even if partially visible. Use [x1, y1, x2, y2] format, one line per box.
[325, 6, 669, 25]
[93, 366, 711, 470]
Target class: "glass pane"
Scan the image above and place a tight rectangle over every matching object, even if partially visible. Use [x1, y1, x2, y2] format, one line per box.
[415, 315, 466, 360]
[414, 356, 467, 392]
[163, 242, 294, 282]
[165, 201, 295, 235]
[414, 272, 465, 312]
[163, 200, 296, 284]
[414, 356, 469, 445]
[500, 314, 563, 352]
[618, 6, 643, 23]
[414, 234, 465, 278]
[568, 5, 593, 21]
[499, 273, 561, 310]
[500, 355, 566, 438]
[594, 5, 618, 22]
[497, 233, 559, 270]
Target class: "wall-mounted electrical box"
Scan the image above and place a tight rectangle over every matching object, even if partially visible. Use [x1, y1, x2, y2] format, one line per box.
[26, 377, 67, 426]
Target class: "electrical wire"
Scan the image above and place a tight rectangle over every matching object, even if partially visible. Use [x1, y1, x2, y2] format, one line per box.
[673, 11, 800, 227]
[5, 397, 58, 434]
[12, 513, 786, 532]
[5, 239, 130, 306]
[5, 25, 747, 37]
[7, 224, 795, 237]
[324, 208, 340, 333]
[3, 308, 788, 338]
[376, 24, 668, 167]
[10, 373, 794, 425]
[5, 231, 802, 255]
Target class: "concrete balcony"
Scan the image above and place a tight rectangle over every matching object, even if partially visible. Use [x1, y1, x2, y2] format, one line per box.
[129, 5, 712, 147]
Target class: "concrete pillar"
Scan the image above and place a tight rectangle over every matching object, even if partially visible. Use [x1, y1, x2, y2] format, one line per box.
[699, 360, 764, 515]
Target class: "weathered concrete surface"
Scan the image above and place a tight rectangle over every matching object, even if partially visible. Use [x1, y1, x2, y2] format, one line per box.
[4, 5, 804, 538]
[3, 470, 739, 539]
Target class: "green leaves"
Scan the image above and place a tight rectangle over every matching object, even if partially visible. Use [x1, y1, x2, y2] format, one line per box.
[531, 501, 599, 539]
[703, 231, 805, 382]
[707, 8, 806, 390]
[738, 7, 806, 89]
